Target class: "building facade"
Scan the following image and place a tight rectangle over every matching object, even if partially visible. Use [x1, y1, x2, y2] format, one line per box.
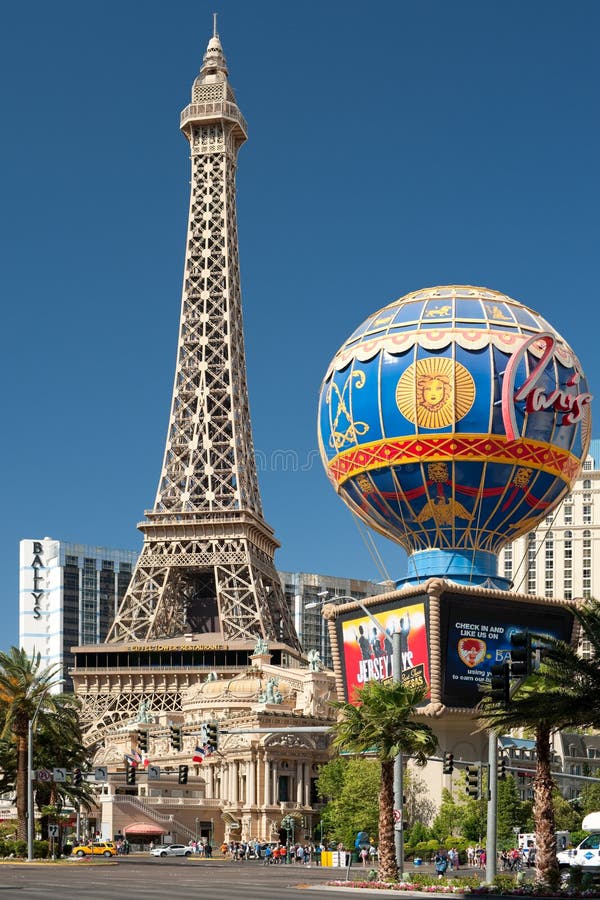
[499, 438, 599, 656]
[19, 538, 137, 689]
[280, 572, 380, 670]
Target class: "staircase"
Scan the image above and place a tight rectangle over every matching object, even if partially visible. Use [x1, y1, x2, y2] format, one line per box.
[112, 794, 197, 842]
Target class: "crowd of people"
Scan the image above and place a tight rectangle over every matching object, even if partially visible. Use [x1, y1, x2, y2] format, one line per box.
[219, 839, 327, 864]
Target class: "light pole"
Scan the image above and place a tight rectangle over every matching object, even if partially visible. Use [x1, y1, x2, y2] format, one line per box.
[308, 591, 405, 874]
[27, 680, 65, 862]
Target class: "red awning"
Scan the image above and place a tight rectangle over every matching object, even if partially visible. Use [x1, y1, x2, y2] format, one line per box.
[122, 822, 166, 836]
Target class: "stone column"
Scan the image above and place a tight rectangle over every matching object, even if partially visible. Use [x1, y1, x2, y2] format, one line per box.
[232, 761, 239, 804]
[264, 757, 271, 806]
[247, 757, 256, 806]
[304, 764, 311, 807]
[296, 760, 303, 805]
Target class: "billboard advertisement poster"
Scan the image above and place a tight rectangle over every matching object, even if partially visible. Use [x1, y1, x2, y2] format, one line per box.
[336, 597, 430, 703]
[441, 594, 573, 708]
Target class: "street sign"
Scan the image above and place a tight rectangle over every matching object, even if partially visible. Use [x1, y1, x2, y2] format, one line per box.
[393, 809, 402, 823]
[36, 768, 52, 782]
[53, 768, 67, 783]
[147, 765, 160, 780]
[94, 767, 108, 781]
[48, 824, 59, 837]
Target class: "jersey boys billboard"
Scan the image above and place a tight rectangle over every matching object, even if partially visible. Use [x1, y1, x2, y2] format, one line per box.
[440, 594, 574, 708]
[336, 597, 430, 703]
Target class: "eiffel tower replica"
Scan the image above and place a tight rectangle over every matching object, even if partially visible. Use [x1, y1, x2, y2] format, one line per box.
[72, 24, 301, 740]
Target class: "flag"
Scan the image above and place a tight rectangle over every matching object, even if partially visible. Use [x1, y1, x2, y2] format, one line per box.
[192, 745, 205, 764]
[125, 753, 138, 768]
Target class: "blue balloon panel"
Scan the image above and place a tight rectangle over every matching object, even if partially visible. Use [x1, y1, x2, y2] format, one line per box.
[318, 286, 593, 586]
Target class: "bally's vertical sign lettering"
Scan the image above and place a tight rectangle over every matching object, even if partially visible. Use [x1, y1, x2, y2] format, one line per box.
[31, 541, 44, 619]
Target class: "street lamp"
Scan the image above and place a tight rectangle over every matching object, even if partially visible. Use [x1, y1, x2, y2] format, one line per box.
[308, 591, 405, 875]
[27, 680, 65, 862]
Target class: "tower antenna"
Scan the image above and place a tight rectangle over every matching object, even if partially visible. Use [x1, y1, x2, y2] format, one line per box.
[213, 11, 218, 37]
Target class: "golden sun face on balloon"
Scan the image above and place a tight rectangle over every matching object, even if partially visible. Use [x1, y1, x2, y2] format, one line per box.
[395, 357, 475, 429]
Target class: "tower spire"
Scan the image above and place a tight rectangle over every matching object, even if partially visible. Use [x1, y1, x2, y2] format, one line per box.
[105, 30, 300, 652]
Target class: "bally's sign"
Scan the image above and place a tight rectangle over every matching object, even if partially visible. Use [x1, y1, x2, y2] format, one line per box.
[30, 541, 44, 619]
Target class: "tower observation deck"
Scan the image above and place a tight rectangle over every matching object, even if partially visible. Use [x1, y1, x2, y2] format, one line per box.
[105, 30, 299, 651]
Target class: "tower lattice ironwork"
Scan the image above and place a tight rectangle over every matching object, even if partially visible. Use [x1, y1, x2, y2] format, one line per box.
[107, 28, 299, 651]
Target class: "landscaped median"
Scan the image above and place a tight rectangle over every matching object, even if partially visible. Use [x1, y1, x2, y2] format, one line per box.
[325, 872, 600, 896]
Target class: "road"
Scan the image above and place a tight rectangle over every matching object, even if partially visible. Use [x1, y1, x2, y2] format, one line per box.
[0, 857, 364, 899]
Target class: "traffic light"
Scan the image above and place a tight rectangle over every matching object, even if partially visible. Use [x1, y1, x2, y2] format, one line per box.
[442, 751, 454, 775]
[73, 768, 82, 786]
[126, 764, 136, 785]
[206, 722, 219, 752]
[490, 661, 510, 704]
[466, 765, 480, 799]
[137, 728, 149, 753]
[169, 725, 182, 751]
[178, 764, 189, 785]
[498, 754, 508, 780]
[510, 631, 533, 677]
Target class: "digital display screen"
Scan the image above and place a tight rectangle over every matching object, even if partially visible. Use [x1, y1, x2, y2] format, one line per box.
[440, 594, 573, 708]
[336, 596, 430, 704]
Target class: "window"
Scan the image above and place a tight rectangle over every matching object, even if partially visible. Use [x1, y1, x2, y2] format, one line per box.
[564, 532, 572, 600]
[564, 503, 573, 525]
[544, 533, 554, 597]
[504, 544, 513, 580]
[527, 533, 537, 594]
[583, 531, 592, 599]
[583, 505, 592, 525]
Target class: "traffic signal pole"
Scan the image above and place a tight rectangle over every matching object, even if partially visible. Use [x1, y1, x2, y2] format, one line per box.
[393, 631, 404, 876]
[486, 731, 497, 883]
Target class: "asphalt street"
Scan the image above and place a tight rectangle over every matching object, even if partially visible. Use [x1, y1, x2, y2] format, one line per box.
[0, 857, 363, 899]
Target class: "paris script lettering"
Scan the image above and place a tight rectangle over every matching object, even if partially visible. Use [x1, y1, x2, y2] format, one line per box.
[501, 333, 592, 442]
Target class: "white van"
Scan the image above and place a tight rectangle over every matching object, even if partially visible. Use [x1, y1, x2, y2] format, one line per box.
[557, 813, 600, 872]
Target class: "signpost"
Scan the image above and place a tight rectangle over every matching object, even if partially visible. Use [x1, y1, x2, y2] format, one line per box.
[53, 768, 66, 783]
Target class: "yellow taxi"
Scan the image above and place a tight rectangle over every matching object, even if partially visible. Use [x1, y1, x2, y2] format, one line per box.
[72, 840, 117, 857]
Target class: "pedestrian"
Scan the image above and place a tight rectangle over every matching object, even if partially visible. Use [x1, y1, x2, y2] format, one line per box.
[435, 852, 448, 879]
[264, 844, 272, 865]
[360, 846, 369, 867]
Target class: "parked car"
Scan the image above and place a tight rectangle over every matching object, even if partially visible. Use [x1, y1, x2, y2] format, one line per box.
[150, 844, 192, 858]
[72, 841, 117, 858]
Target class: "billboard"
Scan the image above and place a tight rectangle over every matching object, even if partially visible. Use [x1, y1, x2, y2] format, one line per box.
[441, 594, 573, 709]
[336, 596, 430, 703]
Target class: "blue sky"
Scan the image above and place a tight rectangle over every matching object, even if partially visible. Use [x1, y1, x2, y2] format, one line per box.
[2, 0, 598, 649]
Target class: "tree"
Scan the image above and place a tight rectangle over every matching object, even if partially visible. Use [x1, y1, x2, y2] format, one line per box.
[496, 776, 527, 848]
[431, 787, 465, 843]
[0, 648, 74, 841]
[477, 598, 600, 887]
[330, 680, 438, 882]
[316, 757, 381, 848]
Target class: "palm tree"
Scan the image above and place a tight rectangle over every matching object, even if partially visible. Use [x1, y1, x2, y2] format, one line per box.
[0, 648, 66, 840]
[477, 598, 600, 887]
[330, 679, 438, 882]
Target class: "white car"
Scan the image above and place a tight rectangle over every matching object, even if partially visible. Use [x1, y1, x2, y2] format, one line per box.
[150, 844, 193, 858]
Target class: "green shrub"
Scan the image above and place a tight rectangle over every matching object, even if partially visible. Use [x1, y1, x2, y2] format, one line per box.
[34, 840, 49, 859]
[11, 840, 27, 858]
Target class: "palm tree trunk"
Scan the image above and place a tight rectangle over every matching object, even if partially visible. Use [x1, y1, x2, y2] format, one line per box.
[16, 733, 28, 842]
[378, 758, 399, 882]
[534, 723, 559, 887]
